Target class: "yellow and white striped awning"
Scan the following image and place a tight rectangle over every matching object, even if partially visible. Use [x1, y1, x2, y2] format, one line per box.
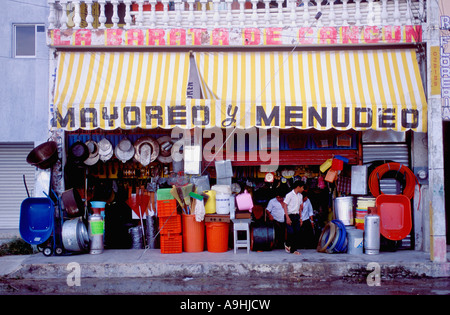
[194, 49, 427, 132]
[51, 51, 190, 130]
[51, 49, 426, 132]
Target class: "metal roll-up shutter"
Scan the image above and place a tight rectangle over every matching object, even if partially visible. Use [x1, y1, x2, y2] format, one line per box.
[0, 143, 35, 229]
[362, 143, 409, 167]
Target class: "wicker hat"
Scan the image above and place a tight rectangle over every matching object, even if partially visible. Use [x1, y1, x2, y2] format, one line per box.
[84, 140, 100, 166]
[156, 136, 174, 164]
[133, 136, 159, 166]
[69, 141, 89, 164]
[98, 138, 113, 162]
[115, 138, 135, 163]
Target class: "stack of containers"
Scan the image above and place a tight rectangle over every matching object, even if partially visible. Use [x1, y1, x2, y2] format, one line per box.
[215, 160, 233, 186]
[212, 185, 232, 215]
[156, 188, 182, 254]
[355, 197, 376, 230]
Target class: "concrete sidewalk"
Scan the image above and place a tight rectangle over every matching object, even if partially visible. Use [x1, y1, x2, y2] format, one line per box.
[1, 248, 449, 280]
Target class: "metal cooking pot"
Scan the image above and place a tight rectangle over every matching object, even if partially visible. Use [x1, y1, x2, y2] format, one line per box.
[62, 217, 89, 252]
[61, 188, 85, 217]
[26, 141, 58, 170]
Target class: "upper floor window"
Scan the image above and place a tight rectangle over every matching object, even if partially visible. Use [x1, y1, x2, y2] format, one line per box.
[13, 24, 44, 58]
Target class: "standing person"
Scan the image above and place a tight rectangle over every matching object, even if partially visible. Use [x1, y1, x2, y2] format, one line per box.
[282, 182, 306, 255]
[265, 189, 286, 249]
[299, 192, 315, 249]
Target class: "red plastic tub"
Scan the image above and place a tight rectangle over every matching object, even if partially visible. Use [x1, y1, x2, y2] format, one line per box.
[376, 194, 412, 241]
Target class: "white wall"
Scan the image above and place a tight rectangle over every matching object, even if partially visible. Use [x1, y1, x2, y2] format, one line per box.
[0, 0, 49, 143]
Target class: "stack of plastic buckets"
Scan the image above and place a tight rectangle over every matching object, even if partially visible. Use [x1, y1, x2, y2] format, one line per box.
[202, 186, 230, 253]
[156, 189, 182, 254]
[355, 197, 376, 230]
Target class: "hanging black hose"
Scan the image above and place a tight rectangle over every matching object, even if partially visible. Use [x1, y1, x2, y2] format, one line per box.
[23, 174, 30, 198]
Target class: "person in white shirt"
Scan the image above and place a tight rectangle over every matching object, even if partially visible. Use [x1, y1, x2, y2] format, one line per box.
[265, 189, 286, 249]
[282, 182, 306, 255]
[299, 192, 315, 249]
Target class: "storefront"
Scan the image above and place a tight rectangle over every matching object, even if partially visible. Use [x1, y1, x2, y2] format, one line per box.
[40, 43, 428, 255]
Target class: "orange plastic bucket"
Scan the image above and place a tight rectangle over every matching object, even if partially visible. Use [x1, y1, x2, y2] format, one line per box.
[182, 214, 205, 252]
[205, 222, 229, 252]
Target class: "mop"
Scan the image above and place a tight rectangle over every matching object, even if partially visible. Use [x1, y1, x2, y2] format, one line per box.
[190, 192, 205, 222]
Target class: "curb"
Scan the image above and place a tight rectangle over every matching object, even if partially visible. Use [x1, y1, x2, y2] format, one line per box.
[2, 249, 449, 280]
[6, 259, 450, 280]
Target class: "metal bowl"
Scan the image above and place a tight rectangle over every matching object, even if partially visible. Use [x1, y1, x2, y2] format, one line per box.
[26, 141, 58, 169]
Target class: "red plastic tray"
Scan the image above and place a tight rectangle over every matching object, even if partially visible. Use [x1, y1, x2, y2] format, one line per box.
[376, 194, 412, 241]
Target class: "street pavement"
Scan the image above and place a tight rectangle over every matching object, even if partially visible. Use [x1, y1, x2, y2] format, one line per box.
[1, 274, 450, 295]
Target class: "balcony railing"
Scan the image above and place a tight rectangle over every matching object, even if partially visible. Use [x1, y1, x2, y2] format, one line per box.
[48, 0, 426, 30]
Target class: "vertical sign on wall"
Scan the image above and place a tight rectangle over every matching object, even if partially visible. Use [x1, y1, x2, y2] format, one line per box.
[440, 1, 450, 120]
[431, 46, 441, 96]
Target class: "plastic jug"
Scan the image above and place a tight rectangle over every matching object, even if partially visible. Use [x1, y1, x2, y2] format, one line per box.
[236, 190, 253, 211]
[204, 190, 216, 214]
[215, 194, 230, 214]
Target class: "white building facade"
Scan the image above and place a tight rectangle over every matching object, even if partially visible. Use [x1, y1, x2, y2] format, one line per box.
[0, 0, 50, 236]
